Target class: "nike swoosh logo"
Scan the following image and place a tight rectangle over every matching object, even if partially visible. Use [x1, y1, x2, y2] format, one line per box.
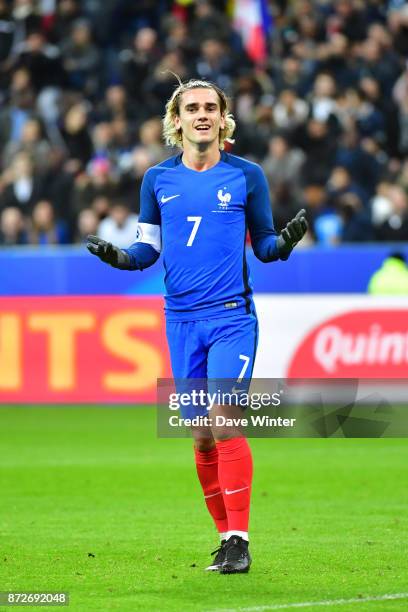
[225, 486, 249, 496]
[204, 491, 222, 499]
[161, 194, 180, 203]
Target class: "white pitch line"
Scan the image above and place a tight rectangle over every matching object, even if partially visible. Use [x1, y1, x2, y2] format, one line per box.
[207, 592, 408, 612]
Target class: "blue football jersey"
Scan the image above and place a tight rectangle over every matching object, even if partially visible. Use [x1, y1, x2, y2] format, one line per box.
[124, 151, 279, 321]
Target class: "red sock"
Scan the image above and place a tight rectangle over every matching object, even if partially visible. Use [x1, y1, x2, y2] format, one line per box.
[216, 437, 253, 534]
[194, 446, 228, 535]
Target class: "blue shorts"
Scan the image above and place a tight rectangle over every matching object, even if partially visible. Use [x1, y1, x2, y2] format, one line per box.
[166, 313, 258, 418]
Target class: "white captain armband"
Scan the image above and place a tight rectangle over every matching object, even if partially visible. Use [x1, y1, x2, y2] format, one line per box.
[136, 223, 161, 253]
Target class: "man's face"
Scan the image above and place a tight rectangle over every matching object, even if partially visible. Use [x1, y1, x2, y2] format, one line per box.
[174, 88, 225, 149]
[111, 204, 129, 226]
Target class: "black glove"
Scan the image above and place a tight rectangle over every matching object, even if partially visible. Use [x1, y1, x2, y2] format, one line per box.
[86, 235, 131, 270]
[277, 209, 308, 260]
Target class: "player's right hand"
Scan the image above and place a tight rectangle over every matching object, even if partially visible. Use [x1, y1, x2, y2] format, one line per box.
[86, 235, 130, 269]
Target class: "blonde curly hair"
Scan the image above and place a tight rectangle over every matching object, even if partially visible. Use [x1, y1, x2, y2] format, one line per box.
[163, 78, 236, 150]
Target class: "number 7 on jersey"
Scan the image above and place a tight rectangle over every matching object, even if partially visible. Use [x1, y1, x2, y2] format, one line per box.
[186, 216, 202, 246]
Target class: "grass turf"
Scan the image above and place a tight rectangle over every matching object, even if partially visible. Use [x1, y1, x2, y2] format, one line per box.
[1, 406, 407, 612]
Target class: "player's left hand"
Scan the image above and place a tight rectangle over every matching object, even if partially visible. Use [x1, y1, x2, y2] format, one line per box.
[277, 209, 308, 260]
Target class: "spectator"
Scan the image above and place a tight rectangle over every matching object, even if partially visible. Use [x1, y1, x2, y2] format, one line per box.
[13, 29, 66, 93]
[314, 211, 343, 245]
[119, 27, 162, 105]
[327, 165, 369, 209]
[138, 117, 169, 164]
[2, 117, 52, 172]
[118, 146, 155, 213]
[302, 182, 331, 219]
[371, 181, 394, 227]
[11, 0, 42, 48]
[95, 85, 136, 125]
[310, 72, 338, 123]
[327, 0, 368, 42]
[358, 75, 399, 156]
[111, 118, 134, 169]
[163, 15, 196, 61]
[368, 252, 408, 295]
[315, 33, 357, 90]
[71, 157, 118, 217]
[334, 126, 381, 197]
[97, 200, 138, 248]
[301, 181, 341, 245]
[387, 2, 408, 58]
[145, 49, 189, 112]
[272, 56, 309, 96]
[336, 192, 374, 242]
[29, 199, 69, 245]
[0, 0, 14, 67]
[191, 0, 232, 46]
[233, 73, 266, 126]
[194, 38, 236, 93]
[356, 37, 401, 96]
[75, 207, 99, 243]
[376, 185, 408, 241]
[60, 103, 93, 166]
[272, 88, 309, 132]
[51, 0, 82, 44]
[297, 118, 338, 184]
[61, 19, 101, 96]
[290, 13, 325, 72]
[0, 68, 35, 151]
[0, 152, 45, 216]
[397, 159, 408, 194]
[0, 206, 27, 245]
[392, 62, 408, 154]
[262, 133, 305, 209]
[90, 195, 110, 222]
[91, 122, 116, 165]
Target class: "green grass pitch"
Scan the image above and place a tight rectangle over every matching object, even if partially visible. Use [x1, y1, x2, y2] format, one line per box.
[1, 406, 407, 611]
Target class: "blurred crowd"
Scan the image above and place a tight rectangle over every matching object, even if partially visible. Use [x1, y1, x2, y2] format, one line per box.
[0, 0, 408, 247]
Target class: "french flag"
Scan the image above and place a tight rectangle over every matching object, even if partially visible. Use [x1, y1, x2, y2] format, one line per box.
[233, 0, 272, 65]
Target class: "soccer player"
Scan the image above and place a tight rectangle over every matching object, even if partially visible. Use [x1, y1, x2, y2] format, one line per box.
[87, 79, 307, 574]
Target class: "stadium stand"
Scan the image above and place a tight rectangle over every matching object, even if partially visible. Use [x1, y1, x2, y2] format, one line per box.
[0, 0, 407, 246]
